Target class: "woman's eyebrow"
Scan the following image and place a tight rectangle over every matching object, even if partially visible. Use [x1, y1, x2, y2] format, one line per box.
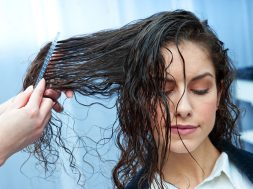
[190, 72, 214, 82]
[162, 72, 213, 83]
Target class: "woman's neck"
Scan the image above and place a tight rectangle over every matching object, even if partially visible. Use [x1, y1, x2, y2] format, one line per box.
[160, 138, 220, 189]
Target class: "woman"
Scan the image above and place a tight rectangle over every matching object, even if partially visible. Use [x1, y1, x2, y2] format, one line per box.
[23, 10, 253, 188]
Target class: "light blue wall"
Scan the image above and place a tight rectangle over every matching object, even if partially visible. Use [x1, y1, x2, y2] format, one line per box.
[0, 0, 252, 188]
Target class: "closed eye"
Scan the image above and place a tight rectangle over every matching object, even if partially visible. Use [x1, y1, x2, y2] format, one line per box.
[192, 89, 209, 95]
[164, 90, 174, 95]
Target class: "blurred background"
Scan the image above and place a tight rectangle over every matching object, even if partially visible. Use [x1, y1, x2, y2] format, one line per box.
[0, 0, 252, 188]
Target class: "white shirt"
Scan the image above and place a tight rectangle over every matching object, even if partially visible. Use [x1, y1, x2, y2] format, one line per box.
[151, 152, 252, 189]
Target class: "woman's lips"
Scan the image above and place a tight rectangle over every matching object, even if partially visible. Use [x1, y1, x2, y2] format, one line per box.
[170, 125, 199, 135]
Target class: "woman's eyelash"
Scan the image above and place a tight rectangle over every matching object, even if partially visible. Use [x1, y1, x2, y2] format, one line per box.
[163, 89, 209, 95]
[192, 89, 209, 95]
[164, 90, 174, 95]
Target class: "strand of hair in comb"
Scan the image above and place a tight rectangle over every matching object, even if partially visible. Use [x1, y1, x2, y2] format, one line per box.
[35, 32, 60, 86]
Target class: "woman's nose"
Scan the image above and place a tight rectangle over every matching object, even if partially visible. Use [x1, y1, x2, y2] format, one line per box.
[174, 92, 192, 118]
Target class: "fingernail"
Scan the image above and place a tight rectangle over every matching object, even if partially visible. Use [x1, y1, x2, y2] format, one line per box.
[39, 78, 45, 84]
[36, 78, 45, 88]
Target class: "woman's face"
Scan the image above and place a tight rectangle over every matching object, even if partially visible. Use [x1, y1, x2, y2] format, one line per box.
[156, 40, 221, 154]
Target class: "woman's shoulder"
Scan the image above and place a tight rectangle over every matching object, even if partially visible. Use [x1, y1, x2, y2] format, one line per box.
[215, 139, 253, 161]
[215, 140, 253, 183]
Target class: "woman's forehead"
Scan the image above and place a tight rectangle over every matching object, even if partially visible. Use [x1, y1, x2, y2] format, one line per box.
[161, 41, 215, 80]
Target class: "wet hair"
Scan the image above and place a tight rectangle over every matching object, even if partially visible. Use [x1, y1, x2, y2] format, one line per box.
[23, 9, 240, 189]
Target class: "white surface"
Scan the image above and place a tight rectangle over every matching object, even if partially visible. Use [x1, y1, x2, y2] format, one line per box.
[235, 79, 253, 105]
[241, 130, 253, 144]
[236, 79, 253, 144]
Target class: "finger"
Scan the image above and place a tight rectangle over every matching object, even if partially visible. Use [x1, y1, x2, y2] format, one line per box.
[36, 110, 52, 139]
[26, 78, 46, 109]
[39, 97, 54, 118]
[12, 86, 34, 109]
[65, 90, 74, 98]
[0, 98, 13, 114]
[6, 86, 33, 110]
[52, 101, 63, 113]
[41, 109, 52, 130]
[44, 89, 61, 101]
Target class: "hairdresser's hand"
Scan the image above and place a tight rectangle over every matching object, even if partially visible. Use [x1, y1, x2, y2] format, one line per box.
[43, 89, 73, 113]
[0, 79, 54, 166]
[0, 85, 72, 115]
[0, 98, 12, 115]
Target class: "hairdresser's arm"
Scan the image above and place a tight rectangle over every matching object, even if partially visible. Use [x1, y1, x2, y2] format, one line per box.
[0, 79, 54, 166]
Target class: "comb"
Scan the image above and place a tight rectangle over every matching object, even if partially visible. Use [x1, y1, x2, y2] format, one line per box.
[35, 32, 60, 86]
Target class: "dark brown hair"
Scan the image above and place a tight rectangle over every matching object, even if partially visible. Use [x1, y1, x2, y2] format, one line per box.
[23, 10, 240, 188]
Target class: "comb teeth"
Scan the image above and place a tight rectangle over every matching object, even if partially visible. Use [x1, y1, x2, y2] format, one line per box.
[35, 32, 60, 86]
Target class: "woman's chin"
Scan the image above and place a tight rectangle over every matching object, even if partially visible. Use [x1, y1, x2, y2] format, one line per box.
[169, 140, 199, 154]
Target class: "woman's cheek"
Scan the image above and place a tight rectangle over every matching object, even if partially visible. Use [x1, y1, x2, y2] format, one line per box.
[197, 99, 218, 126]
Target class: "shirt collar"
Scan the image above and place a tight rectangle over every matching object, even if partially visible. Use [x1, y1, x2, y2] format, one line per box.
[200, 152, 236, 187]
[152, 152, 239, 189]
